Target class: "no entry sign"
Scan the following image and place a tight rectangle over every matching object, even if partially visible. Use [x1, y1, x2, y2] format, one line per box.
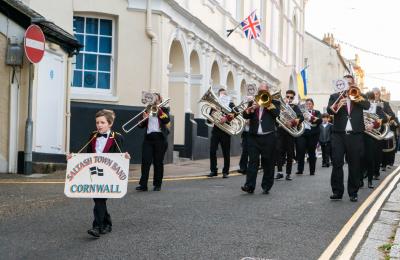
[24, 24, 45, 63]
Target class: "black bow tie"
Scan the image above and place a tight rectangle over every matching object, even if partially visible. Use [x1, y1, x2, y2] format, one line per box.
[97, 133, 108, 138]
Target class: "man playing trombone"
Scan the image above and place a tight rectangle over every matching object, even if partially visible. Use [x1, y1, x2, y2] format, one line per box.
[241, 83, 280, 194]
[328, 75, 370, 202]
[136, 93, 171, 191]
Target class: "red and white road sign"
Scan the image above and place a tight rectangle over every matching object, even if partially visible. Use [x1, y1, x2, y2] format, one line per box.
[24, 24, 45, 64]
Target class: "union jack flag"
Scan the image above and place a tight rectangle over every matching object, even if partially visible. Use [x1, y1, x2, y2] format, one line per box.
[240, 11, 261, 40]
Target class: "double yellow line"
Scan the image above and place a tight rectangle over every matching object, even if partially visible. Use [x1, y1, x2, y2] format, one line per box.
[0, 173, 242, 184]
[319, 165, 400, 260]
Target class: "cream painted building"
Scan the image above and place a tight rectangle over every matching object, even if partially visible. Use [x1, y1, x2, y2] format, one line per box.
[0, 0, 80, 173]
[13, 0, 306, 166]
[303, 32, 350, 112]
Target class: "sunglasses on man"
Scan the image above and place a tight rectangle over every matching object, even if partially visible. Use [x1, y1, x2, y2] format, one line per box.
[286, 96, 294, 100]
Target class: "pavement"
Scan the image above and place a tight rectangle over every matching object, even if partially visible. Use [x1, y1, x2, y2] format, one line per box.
[0, 156, 399, 259]
[354, 168, 400, 260]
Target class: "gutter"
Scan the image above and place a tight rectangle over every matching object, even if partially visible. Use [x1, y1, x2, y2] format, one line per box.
[146, 0, 157, 91]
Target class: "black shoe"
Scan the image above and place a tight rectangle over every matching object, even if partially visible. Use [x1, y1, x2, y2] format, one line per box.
[153, 186, 161, 191]
[373, 175, 380, 180]
[350, 195, 358, 202]
[359, 180, 364, 188]
[207, 172, 218, 177]
[136, 185, 148, 191]
[285, 174, 292, 180]
[87, 228, 100, 238]
[368, 181, 374, 189]
[262, 189, 269, 194]
[102, 225, 112, 233]
[237, 169, 246, 174]
[222, 173, 229, 178]
[241, 185, 254, 194]
[322, 164, 327, 168]
[295, 172, 303, 175]
[275, 173, 284, 179]
[326, 163, 330, 167]
[330, 194, 342, 200]
[310, 172, 315, 176]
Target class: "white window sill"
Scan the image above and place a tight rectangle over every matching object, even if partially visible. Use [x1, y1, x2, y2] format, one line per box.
[70, 93, 119, 102]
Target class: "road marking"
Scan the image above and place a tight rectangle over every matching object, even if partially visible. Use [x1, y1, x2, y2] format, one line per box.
[0, 173, 241, 184]
[319, 165, 400, 260]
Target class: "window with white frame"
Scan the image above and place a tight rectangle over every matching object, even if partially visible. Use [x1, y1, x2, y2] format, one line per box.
[72, 16, 113, 91]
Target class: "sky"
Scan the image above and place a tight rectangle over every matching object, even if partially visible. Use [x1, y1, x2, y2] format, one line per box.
[305, 0, 400, 100]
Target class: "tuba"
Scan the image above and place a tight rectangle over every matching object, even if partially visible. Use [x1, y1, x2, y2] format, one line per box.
[199, 87, 246, 135]
[275, 91, 305, 137]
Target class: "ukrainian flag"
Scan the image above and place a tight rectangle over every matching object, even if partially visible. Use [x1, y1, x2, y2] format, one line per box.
[297, 68, 308, 99]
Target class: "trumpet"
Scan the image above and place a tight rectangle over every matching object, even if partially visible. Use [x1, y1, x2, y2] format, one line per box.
[331, 86, 361, 113]
[122, 98, 170, 133]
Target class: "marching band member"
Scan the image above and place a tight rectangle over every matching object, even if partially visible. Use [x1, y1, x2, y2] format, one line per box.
[208, 88, 235, 178]
[360, 92, 386, 189]
[136, 93, 170, 191]
[241, 83, 280, 194]
[276, 90, 304, 180]
[67, 109, 131, 238]
[296, 98, 322, 176]
[319, 113, 333, 167]
[373, 88, 398, 172]
[328, 75, 370, 202]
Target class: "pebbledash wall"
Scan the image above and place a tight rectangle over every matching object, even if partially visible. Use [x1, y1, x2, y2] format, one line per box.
[22, 0, 306, 165]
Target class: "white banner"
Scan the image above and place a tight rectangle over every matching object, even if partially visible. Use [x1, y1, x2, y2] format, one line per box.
[65, 153, 129, 198]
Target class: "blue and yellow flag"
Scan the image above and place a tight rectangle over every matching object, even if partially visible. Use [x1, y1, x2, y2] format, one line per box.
[297, 68, 308, 99]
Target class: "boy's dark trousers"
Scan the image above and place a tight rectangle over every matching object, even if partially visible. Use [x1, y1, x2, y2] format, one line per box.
[93, 198, 112, 228]
[140, 132, 168, 188]
[320, 141, 331, 165]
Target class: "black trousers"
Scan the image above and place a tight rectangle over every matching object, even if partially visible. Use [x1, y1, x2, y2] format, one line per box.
[210, 128, 231, 174]
[277, 128, 295, 174]
[320, 141, 332, 165]
[331, 133, 364, 197]
[239, 131, 249, 171]
[140, 133, 168, 188]
[361, 135, 380, 182]
[245, 133, 276, 191]
[296, 134, 319, 174]
[93, 198, 112, 228]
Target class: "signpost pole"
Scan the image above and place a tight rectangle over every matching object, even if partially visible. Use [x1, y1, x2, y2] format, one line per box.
[24, 62, 34, 175]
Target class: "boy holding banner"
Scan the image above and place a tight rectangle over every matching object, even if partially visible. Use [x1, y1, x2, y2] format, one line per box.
[67, 109, 130, 238]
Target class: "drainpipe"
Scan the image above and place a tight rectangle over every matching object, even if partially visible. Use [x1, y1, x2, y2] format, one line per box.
[65, 56, 72, 153]
[146, 0, 157, 92]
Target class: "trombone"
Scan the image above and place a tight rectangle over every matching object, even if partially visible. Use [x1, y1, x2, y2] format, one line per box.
[122, 98, 171, 133]
[331, 86, 361, 113]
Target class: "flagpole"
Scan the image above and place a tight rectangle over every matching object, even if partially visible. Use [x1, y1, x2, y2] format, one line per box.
[226, 9, 258, 38]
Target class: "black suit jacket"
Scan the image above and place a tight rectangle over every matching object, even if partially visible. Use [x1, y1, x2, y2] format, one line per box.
[304, 109, 322, 136]
[242, 100, 280, 134]
[139, 107, 171, 139]
[327, 93, 370, 133]
[86, 130, 125, 153]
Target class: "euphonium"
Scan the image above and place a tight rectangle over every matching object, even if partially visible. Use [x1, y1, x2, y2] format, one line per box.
[363, 111, 389, 140]
[274, 91, 305, 137]
[199, 87, 245, 135]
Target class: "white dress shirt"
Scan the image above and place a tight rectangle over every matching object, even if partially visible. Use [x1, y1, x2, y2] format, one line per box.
[345, 98, 353, 131]
[257, 106, 264, 134]
[147, 115, 161, 134]
[95, 130, 111, 153]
